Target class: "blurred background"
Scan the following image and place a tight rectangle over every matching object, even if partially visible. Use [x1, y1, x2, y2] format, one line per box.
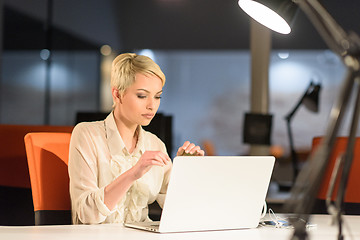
[1, 0, 359, 162]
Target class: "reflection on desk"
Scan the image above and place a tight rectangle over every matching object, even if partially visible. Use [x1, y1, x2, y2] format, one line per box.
[0, 215, 359, 240]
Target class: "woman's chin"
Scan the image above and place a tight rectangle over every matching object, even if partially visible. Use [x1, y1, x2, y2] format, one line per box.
[140, 120, 152, 127]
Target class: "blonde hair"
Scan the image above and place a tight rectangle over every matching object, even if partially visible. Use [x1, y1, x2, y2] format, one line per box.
[110, 53, 166, 105]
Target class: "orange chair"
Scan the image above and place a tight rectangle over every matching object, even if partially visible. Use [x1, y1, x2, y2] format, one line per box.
[311, 137, 360, 214]
[24, 132, 72, 225]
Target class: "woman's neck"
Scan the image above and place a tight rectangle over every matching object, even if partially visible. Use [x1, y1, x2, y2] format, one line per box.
[112, 112, 138, 153]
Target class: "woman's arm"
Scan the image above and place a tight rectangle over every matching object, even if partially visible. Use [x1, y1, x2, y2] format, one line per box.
[68, 124, 111, 224]
[104, 151, 171, 210]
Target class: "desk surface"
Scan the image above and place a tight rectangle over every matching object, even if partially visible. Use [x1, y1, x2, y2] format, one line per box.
[1, 215, 360, 240]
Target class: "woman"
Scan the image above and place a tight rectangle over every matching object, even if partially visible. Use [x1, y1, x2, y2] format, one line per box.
[68, 53, 204, 224]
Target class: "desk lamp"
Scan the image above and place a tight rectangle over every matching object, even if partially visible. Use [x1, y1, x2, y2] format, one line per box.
[238, 1, 360, 240]
[285, 81, 321, 182]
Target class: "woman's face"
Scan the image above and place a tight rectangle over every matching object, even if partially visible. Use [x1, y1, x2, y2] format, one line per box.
[117, 73, 163, 127]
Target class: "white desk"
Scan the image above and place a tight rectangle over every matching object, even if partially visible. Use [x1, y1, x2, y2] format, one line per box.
[1, 215, 360, 240]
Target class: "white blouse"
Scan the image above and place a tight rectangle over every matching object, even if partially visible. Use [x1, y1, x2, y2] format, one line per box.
[68, 112, 172, 224]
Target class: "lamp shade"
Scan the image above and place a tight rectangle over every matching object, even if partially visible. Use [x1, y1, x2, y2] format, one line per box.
[303, 82, 321, 112]
[238, 0, 298, 34]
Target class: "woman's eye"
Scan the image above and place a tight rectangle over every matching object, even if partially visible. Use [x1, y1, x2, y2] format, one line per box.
[137, 95, 146, 99]
[155, 96, 162, 99]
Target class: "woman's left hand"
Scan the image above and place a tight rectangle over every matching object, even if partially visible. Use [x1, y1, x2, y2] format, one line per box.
[176, 141, 205, 156]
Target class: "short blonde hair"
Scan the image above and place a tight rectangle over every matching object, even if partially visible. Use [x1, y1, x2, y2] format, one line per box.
[111, 53, 166, 99]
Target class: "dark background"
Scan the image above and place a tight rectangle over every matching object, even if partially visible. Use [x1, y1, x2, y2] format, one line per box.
[2, 0, 360, 51]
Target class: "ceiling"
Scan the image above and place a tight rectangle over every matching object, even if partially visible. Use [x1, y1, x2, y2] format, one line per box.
[3, 0, 360, 51]
[115, 0, 360, 50]
[3, 6, 99, 50]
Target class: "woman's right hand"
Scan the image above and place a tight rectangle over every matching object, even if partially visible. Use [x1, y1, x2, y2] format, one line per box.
[130, 151, 171, 180]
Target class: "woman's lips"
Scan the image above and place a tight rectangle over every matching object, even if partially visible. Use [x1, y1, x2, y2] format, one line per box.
[142, 114, 154, 119]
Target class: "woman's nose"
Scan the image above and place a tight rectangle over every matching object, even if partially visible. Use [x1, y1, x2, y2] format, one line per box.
[147, 98, 154, 110]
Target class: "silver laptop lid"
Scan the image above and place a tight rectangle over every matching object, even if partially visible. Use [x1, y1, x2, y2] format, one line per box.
[159, 156, 275, 233]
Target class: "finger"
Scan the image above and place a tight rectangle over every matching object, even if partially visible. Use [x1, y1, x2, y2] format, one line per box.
[177, 147, 185, 156]
[189, 145, 201, 155]
[150, 159, 167, 166]
[142, 157, 164, 167]
[157, 153, 171, 165]
[150, 152, 171, 165]
[141, 151, 169, 167]
[155, 151, 171, 163]
[147, 150, 170, 160]
[177, 143, 188, 156]
[195, 149, 205, 156]
[191, 146, 205, 156]
[181, 141, 191, 150]
[177, 141, 196, 156]
[184, 143, 195, 154]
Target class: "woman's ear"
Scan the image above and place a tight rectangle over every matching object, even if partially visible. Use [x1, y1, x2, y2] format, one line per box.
[111, 87, 122, 104]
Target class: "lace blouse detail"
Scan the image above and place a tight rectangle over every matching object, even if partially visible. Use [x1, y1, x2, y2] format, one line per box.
[110, 153, 150, 223]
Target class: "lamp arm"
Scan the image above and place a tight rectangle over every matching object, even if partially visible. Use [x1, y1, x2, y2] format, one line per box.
[284, 81, 315, 121]
[284, 93, 306, 122]
[285, 116, 299, 181]
[294, 0, 360, 58]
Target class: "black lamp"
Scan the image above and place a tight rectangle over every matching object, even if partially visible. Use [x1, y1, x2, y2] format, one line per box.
[285, 81, 321, 182]
[239, 1, 360, 240]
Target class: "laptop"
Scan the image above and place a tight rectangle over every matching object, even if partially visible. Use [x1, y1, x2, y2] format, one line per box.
[124, 156, 275, 233]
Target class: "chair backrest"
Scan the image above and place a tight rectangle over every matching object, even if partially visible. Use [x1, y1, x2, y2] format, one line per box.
[0, 124, 73, 189]
[312, 137, 360, 215]
[24, 132, 72, 225]
[312, 137, 360, 202]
